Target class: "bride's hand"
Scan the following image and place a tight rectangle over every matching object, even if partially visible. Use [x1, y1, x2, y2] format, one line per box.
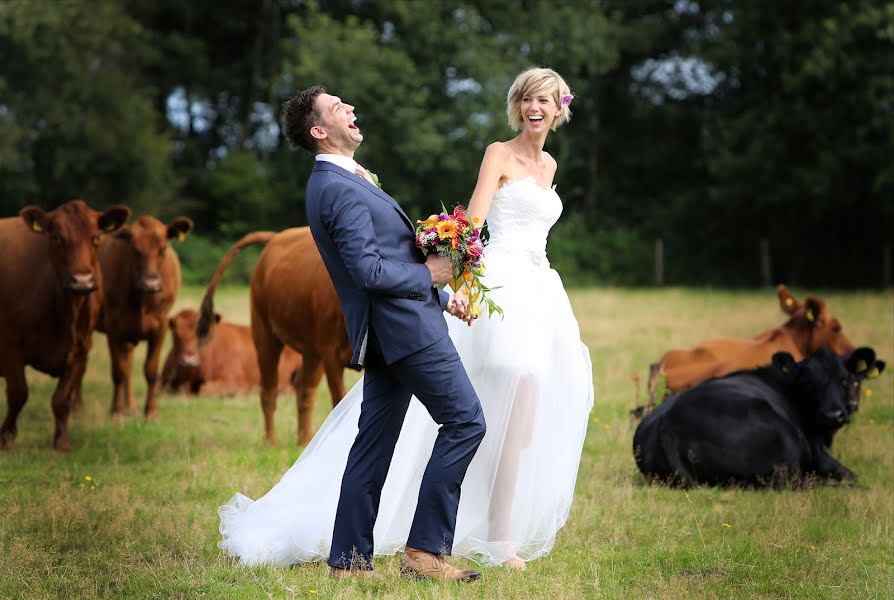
[447, 294, 471, 323]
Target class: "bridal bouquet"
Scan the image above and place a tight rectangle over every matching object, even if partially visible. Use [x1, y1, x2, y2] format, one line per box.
[415, 204, 504, 319]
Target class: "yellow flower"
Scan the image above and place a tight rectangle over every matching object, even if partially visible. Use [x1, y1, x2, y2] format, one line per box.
[864, 387, 873, 398]
[471, 216, 482, 225]
[84, 476, 93, 481]
[436, 220, 458, 239]
[417, 214, 440, 227]
[722, 523, 732, 528]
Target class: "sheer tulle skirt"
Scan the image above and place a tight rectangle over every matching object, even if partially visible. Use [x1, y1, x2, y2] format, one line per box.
[218, 254, 594, 567]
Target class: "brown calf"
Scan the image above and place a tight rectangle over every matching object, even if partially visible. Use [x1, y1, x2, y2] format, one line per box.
[198, 229, 354, 446]
[0, 200, 130, 450]
[161, 308, 303, 396]
[646, 285, 856, 408]
[96, 215, 193, 420]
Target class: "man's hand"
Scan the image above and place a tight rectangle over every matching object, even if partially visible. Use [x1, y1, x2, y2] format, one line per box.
[425, 254, 453, 285]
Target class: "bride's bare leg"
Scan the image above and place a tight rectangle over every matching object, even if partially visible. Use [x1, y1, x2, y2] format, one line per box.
[488, 375, 537, 569]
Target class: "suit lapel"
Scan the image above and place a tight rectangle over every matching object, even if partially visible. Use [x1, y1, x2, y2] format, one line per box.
[313, 161, 415, 232]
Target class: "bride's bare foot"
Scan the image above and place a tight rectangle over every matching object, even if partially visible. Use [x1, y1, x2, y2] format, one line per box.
[502, 554, 526, 570]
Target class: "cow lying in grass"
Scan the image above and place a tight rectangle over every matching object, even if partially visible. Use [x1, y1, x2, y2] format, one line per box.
[643, 285, 856, 412]
[633, 347, 884, 488]
[161, 308, 303, 396]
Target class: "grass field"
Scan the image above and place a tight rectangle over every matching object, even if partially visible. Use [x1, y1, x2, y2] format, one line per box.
[1, 286, 892, 599]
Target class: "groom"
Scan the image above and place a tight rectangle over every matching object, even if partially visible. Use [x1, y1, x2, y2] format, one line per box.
[281, 85, 486, 582]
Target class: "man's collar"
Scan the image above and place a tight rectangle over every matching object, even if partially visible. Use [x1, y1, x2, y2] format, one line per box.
[315, 153, 357, 174]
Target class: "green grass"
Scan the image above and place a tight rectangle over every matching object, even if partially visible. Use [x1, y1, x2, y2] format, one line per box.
[2, 286, 892, 599]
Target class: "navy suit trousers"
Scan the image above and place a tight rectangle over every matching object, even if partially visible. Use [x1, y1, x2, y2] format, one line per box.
[328, 334, 486, 569]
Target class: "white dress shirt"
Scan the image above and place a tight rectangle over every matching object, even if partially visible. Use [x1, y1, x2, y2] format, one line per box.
[315, 153, 357, 173]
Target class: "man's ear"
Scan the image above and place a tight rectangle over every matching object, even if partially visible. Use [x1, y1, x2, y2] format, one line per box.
[777, 284, 800, 315]
[772, 352, 797, 378]
[310, 125, 327, 142]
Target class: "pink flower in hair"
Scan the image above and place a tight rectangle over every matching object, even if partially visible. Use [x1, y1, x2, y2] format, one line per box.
[561, 94, 574, 107]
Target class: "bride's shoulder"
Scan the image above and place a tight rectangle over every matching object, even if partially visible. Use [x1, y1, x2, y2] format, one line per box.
[485, 141, 512, 157]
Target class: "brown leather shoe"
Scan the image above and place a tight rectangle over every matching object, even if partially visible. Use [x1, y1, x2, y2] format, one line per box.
[329, 566, 377, 580]
[400, 547, 481, 582]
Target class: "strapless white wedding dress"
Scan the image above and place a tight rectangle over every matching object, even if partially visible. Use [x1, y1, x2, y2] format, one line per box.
[218, 177, 594, 567]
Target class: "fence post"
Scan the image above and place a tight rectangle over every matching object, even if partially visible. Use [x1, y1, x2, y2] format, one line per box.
[884, 242, 892, 288]
[654, 238, 664, 286]
[759, 238, 772, 288]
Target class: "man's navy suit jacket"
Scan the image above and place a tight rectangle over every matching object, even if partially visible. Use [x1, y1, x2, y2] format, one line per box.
[305, 160, 450, 367]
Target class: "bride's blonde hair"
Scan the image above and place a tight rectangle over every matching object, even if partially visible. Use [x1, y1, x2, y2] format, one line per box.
[506, 67, 572, 132]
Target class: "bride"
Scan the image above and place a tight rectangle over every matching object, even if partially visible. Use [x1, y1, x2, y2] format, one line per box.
[219, 67, 594, 570]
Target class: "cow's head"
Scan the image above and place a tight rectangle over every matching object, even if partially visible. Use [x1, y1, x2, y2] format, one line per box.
[21, 200, 130, 295]
[774, 347, 884, 432]
[168, 308, 218, 369]
[115, 216, 193, 293]
[777, 285, 855, 357]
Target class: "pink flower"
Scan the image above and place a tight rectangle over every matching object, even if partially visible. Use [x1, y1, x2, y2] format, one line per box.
[561, 94, 574, 107]
[468, 238, 484, 257]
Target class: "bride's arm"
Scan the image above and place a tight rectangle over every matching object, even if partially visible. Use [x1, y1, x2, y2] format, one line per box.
[466, 142, 509, 223]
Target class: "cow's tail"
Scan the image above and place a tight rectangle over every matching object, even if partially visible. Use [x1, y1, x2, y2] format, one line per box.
[198, 231, 277, 342]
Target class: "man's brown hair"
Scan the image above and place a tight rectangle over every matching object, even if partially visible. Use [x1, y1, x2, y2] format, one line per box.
[281, 85, 327, 153]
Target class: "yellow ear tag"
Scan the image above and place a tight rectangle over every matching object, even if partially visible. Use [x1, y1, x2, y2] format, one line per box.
[864, 387, 873, 398]
[785, 297, 793, 306]
[867, 366, 879, 379]
[178, 232, 186, 242]
[806, 310, 815, 322]
[856, 360, 868, 373]
[32, 222, 43, 232]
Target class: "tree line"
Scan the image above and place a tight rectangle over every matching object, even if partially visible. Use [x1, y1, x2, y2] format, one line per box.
[1, 0, 891, 286]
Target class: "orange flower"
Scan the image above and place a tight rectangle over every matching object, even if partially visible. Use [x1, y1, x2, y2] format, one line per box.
[436, 220, 458, 240]
[450, 237, 460, 250]
[463, 271, 473, 282]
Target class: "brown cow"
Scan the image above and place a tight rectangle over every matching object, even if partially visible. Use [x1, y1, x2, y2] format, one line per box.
[0, 200, 130, 450]
[198, 229, 354, 446]
[645, 285, 856, 409]
[161, 308, 304, 396]
[96, 215, 193, 420]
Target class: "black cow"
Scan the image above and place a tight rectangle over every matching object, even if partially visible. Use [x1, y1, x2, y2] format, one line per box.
[633, 347, 884, 488]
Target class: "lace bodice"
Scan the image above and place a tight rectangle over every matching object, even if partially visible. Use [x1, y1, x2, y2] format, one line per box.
[484, 177, 562, 268]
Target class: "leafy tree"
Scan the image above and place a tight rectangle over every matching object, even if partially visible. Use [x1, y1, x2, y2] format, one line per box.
[0, 0, 174, 213]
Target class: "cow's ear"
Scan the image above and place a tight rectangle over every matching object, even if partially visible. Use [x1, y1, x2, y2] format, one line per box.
[167, 217, 194, 242]
[114, 225, 134, 242]
[868, 360, 886, 379]
[99, 205, 131, 233]
[847, 347, 877, 378]
[803, 296, 824, 326]
[214, 312, 222, 324]
[20, 206, 49, 234]
[772, 352, 797, 378]
[777, 284, 800, 315]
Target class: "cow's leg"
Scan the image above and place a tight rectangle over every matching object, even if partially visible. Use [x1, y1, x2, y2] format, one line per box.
[324, 355, 346, 408]
[142, 328, 165, 421]
[52, 357, 88, 452]
[814, 447, 857, 482]
[1, 360, 28, 450]
[253, 316, 284, 446]
[646, 362, 662, 409]
[108, 335, 134, 421]
[297, 356, 324, 446]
